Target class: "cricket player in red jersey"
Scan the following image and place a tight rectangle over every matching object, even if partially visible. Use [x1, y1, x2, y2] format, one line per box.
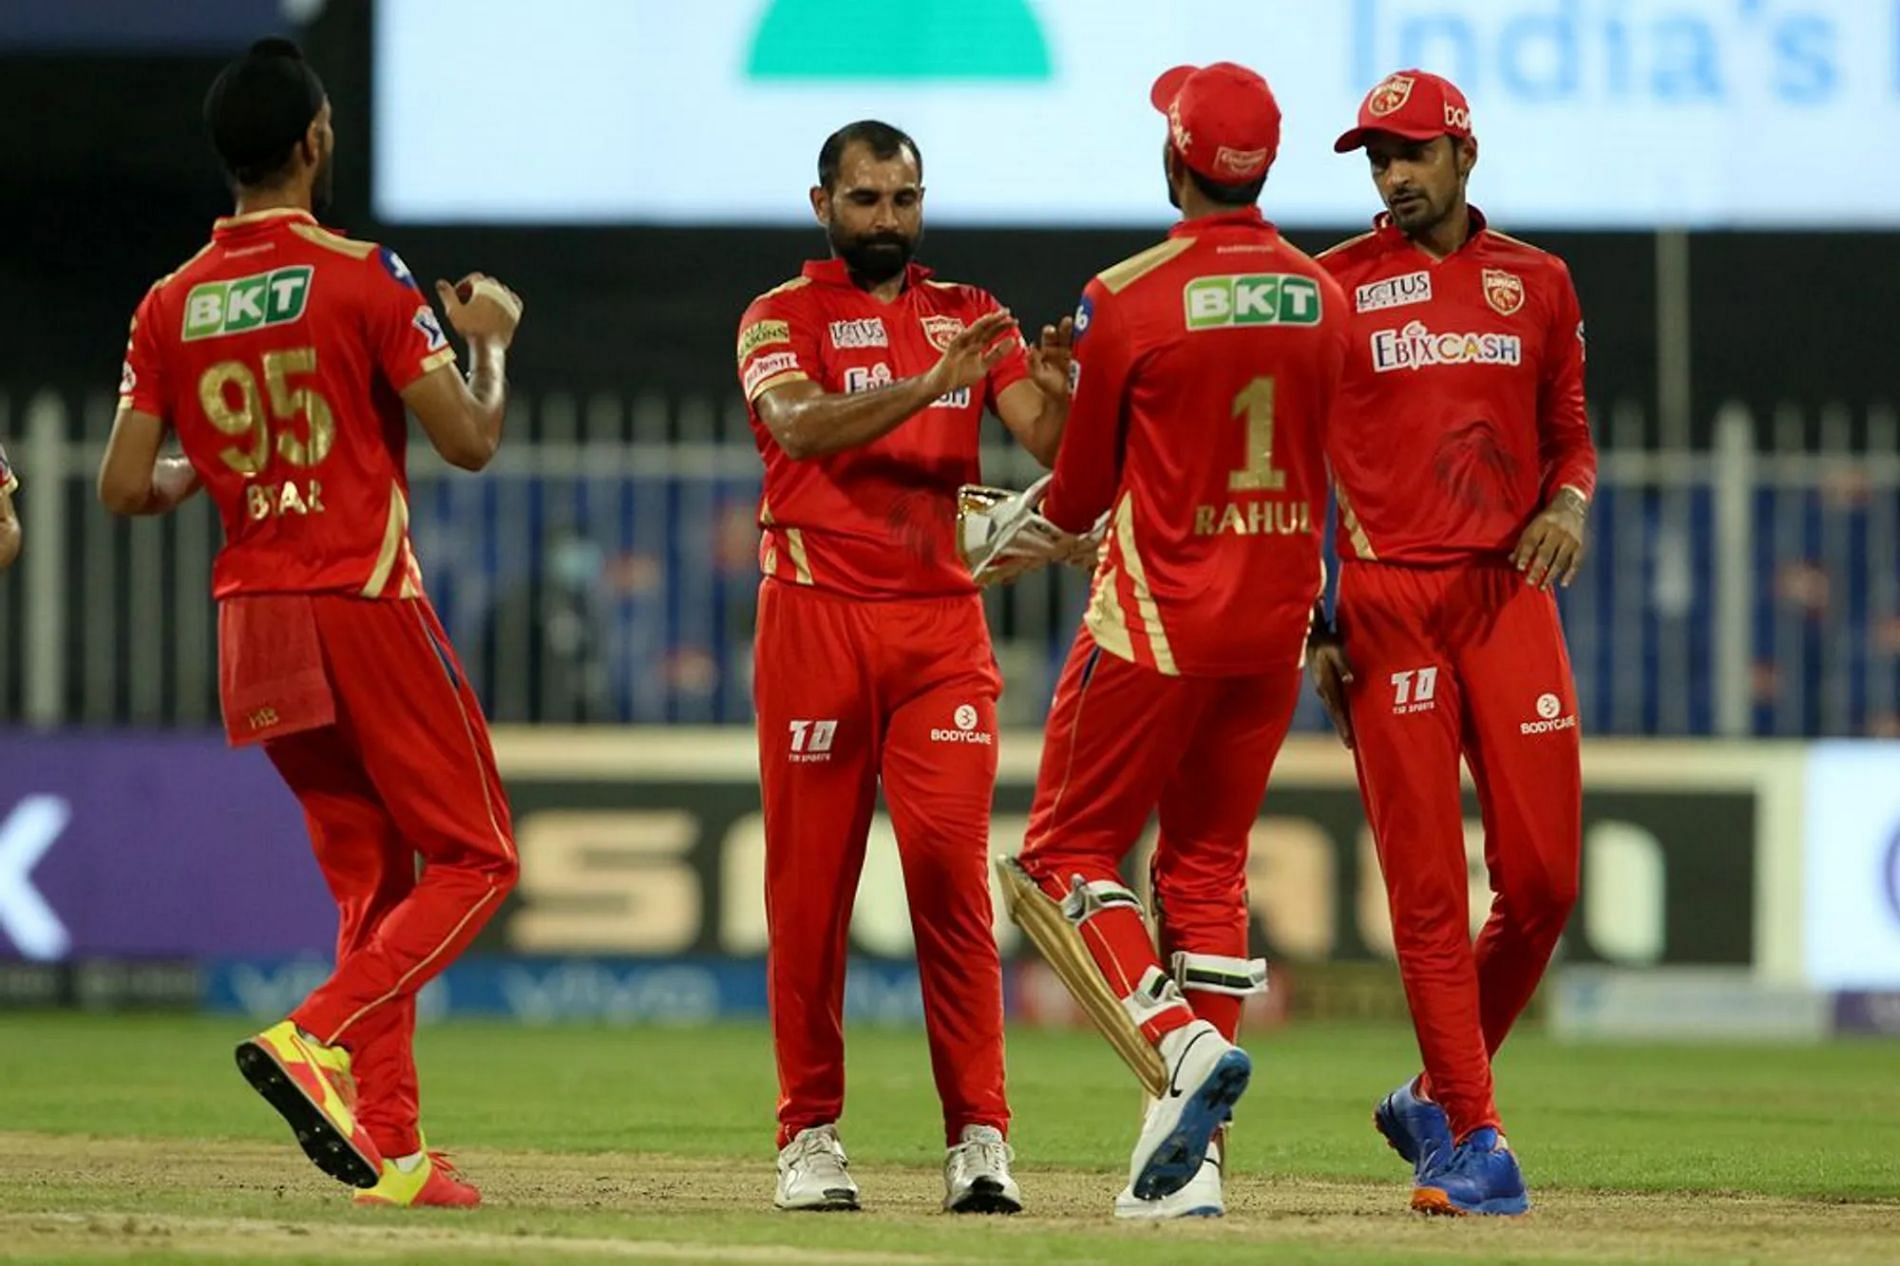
[737, 120, 1072, 1215]
[97, 40, 524, 1208]
[0, 444, 18, 571]
[1004, 63, 1348, 1219]
[1310, 70, 1595, 1217]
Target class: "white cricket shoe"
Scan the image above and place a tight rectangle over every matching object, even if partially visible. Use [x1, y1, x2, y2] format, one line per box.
[1126, 1020, 1251, 1200]
[942, 1125, 1022, 1214]
[1115, 1136, 1223, 1219]
[774, 1124, 860, 1212]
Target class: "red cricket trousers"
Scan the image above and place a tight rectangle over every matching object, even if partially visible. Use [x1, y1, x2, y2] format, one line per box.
[222, 593, 518, 1158]
[1017, 624, 1301, 1046]
[753, 579, 1007, 1148]
[1337, 559, 1582, 1140]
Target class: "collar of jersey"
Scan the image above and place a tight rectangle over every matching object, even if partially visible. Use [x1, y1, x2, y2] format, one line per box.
[801, 258, 934, 290]
[213, 207, 319, 236]
[1372, 204, 1489, 257]
[1168, 205, 1272, 238]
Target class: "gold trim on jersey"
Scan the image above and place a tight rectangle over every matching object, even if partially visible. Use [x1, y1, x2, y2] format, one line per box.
[746, 369, 809, 403]
[362, 482, 413, 598]
[289, 222, 378, 260]
[214, 207, 316, 230]
[784, 528, 814, 586]
[1084, 564, 1136, 661]
[755, 276, 813, 303]
[156, 242, 217, 289]
[1334, 481, 1378, 560]
[418, 348, 457, 376]
[1112, 495, 1177, 676]
[1316, 229, 1377, 260]
[1096, 237, 1196, 295]
[1483, 227, 1543, 252]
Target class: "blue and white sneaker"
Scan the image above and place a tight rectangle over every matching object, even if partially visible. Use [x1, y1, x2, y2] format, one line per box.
[1412, 1127, 1531, 1216]
[1126, 1020, 1252, 1201]
[1373, 1078, 1452, 1180]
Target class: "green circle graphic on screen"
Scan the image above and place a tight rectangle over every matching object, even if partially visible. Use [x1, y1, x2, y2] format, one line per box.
[747, 0, 1053, 81]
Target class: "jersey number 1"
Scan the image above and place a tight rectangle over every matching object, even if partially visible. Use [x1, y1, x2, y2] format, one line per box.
[199, 348, 336, 476]
[1228, 376, 1284, 492]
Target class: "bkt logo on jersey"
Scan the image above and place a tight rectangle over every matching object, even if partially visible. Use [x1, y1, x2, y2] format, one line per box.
[182, 266, 314, 341]
[930, 387, 972, 409]
[1371, 321, 1522, 373]
[1184, 274, 1323, 330]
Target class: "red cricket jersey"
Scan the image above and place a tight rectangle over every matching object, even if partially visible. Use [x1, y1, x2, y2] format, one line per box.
[735, 259, 1030, 601]
[119, 207, 457, 600]
[1318, 209, 1595, 566]
[1041, 207, 1349, 677]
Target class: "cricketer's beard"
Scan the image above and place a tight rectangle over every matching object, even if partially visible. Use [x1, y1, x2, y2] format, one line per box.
[830, 222, 919, 285]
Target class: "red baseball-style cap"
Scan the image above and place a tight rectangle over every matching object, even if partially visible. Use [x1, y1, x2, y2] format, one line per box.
[1333, 68, 1473, 153]
[1150, 61, 1282, 184]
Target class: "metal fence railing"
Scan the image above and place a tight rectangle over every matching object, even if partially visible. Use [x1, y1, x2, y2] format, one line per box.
[2, 387, 1896, 736]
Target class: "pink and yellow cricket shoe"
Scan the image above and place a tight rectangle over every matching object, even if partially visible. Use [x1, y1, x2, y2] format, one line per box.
[234, 1020, 383, 1188]
[354, 1150, 482, 1208]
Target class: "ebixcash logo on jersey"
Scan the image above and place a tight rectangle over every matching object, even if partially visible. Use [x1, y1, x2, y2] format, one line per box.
[182, 267, 313, 341]
[1371, 321, 1522, 373]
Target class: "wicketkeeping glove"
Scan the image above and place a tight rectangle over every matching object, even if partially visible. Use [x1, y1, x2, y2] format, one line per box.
[957, 475, 1090, 588]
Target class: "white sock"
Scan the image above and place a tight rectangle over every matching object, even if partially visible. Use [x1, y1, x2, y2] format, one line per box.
[393, 1151, 425, 1174]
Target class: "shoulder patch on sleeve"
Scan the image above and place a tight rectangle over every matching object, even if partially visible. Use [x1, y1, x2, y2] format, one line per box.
[377, 246, 422, 291]
[1096, 237, 1196, 295]
[289, 222, 379, 260]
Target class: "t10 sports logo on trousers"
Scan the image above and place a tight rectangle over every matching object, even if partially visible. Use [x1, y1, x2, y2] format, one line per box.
[1183, 274, 1324, 330]
[182, 267, 313, 341]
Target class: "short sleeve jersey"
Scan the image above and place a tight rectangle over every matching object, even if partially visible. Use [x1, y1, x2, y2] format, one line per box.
[1040, 208, 1350, 676]
[120, 207, 456, 600]
[735, 259, 1031, 600]
[1317, 209, 1595, 565]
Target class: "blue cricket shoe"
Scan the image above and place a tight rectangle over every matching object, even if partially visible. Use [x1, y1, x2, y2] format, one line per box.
[1411, 1127, 1531, 1216]
[1373, 1078, 1452, 1180]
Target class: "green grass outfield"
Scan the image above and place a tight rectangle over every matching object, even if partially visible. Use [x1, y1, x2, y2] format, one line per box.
[0, 1015, 1895, 1264]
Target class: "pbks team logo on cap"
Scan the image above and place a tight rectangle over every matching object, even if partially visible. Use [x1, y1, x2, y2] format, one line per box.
[1367, 74, 1415, 117]
[1483, 268, 1526, 317]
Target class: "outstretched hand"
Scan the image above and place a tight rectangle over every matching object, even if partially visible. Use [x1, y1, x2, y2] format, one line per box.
[926, 310, 1018, 397]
